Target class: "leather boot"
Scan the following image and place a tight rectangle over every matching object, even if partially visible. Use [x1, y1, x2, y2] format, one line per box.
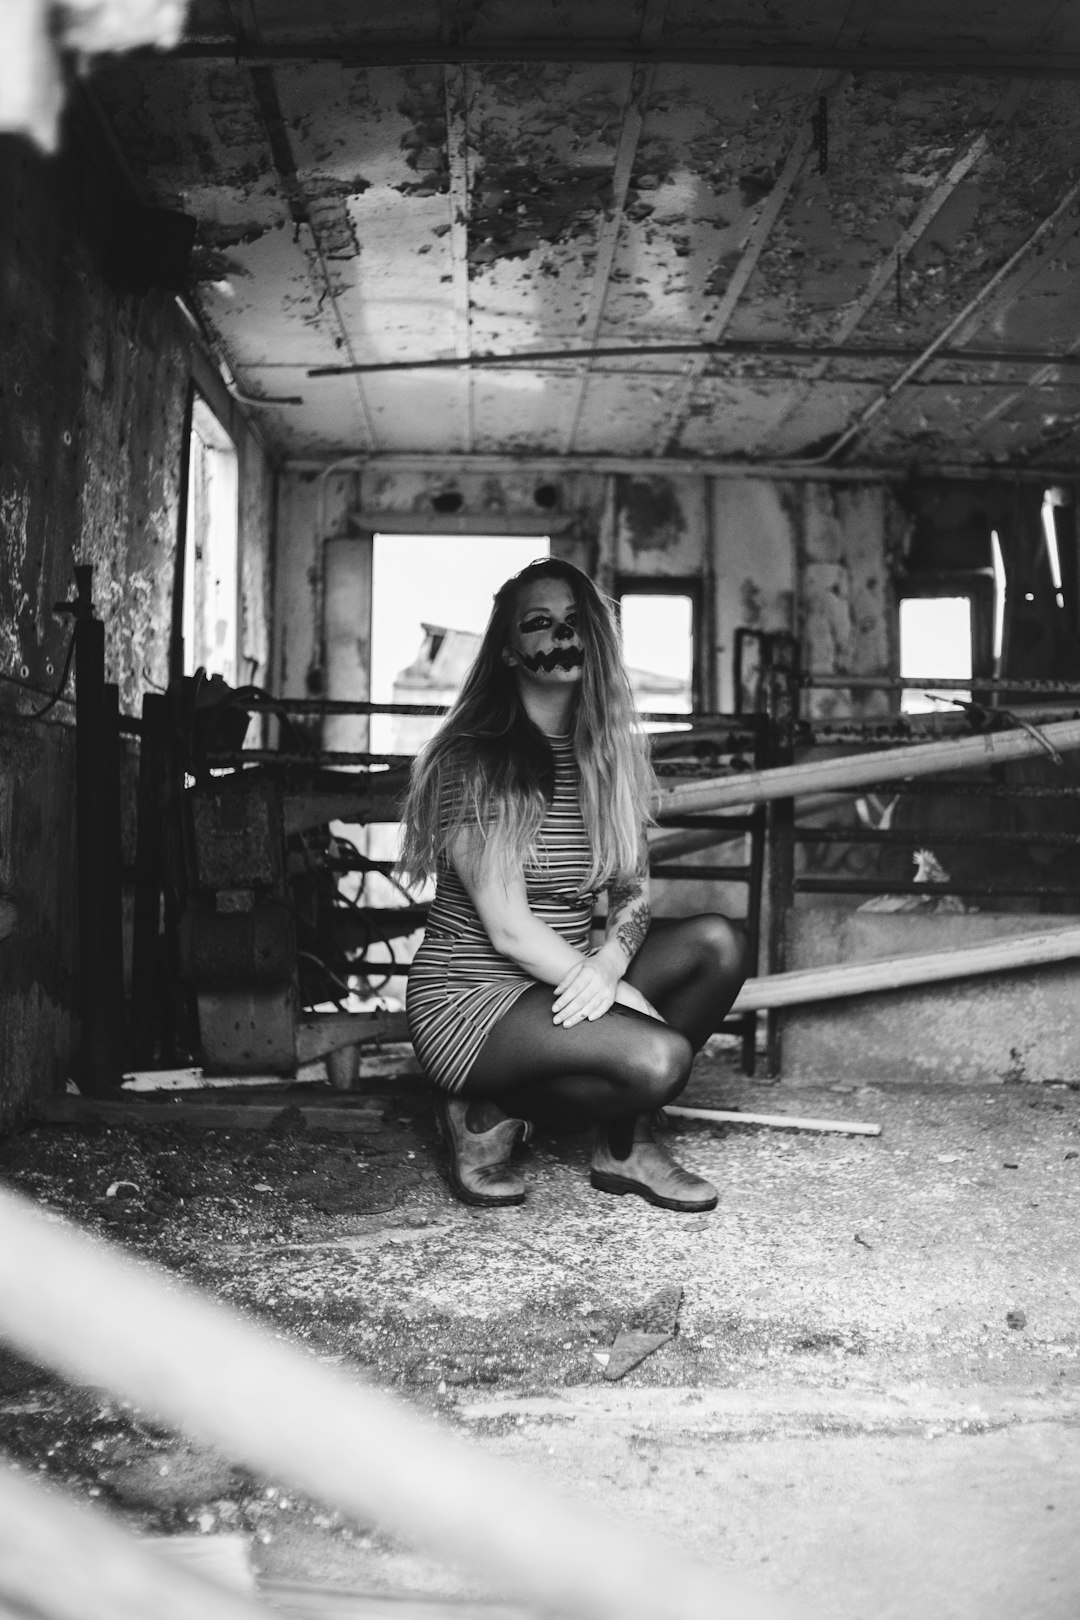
[591, 1113, 717, 1212]
[437, 1097, 528, 1208]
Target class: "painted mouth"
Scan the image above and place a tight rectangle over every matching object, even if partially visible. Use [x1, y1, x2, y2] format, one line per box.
[520, 647, 584, 673]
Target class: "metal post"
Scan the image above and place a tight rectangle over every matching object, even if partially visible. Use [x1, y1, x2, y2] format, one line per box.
[130, 693, 166, 1065]
[73, 569, 124, 1095]
[762, 640, 798, 1079]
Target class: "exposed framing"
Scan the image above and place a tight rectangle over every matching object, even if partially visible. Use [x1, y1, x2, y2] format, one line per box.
[560, 0, 666, 455]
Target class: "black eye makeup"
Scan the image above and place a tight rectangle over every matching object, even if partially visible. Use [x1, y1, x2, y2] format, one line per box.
[518, 609, 578, 634]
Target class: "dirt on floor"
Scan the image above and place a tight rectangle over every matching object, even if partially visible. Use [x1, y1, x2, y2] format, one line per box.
[2, 1048, 1080, 1616]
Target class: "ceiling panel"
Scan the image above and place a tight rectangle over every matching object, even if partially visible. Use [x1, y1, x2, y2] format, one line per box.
[90, 0, 1080, 469]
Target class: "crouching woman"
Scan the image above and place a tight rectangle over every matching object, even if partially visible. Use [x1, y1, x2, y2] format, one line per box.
[398, 558, 749, 1213]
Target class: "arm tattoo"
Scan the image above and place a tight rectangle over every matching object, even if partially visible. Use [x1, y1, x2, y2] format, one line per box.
[607, 873, 643, 914]
[615, 898, 650, 964]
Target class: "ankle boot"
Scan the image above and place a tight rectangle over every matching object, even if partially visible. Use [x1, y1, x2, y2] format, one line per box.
[437, 1097, 528, 1208]
[591, 1113, 717, 1212]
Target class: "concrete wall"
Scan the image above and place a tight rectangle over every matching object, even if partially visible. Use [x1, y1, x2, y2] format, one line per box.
[0, 119, 274, 1128]
[783, 909, 1080, 1085]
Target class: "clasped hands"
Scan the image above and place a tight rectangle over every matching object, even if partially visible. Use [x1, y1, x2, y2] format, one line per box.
[552, 947, 662, 1029]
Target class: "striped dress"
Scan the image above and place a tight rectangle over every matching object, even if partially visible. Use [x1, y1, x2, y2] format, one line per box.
[406, 735, 596, 1092]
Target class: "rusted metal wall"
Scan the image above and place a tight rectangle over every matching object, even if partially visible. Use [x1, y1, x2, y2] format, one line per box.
[0, 124, 274, 1128]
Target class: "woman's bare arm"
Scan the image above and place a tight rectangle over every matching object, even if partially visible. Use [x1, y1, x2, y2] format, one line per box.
[595, 837, 651, 980]
[449, 830, 583, 987]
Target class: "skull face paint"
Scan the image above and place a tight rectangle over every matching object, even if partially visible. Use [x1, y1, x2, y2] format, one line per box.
[504, 578, 584, 682]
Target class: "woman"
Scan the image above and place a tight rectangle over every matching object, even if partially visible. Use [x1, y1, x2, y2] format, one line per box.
[399, 558, 749, 1213]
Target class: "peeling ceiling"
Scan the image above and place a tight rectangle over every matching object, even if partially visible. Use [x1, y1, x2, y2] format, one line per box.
[90, 0, 1080, 469]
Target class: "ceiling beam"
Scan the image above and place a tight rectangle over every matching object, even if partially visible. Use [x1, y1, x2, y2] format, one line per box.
[442, 62, 474, 453]
[971, 332, 1080, 436]
[653, 107, 820, 454]
[245, 62, 378, 451]
[752, 110, 1018, 453]
[560, 0, 666, 455]
[817, 178, 1080, 464]
[284, 451, 1080, 484]
[164, 40, 1080, 79]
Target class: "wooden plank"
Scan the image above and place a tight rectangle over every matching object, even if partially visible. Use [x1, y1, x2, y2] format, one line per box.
[654, 717, 1080, 818]
[0, 1468, 272, 1620]
[667, 1105, 880, 1137]
[33, 1099, 385, 1132]
[295, 1010, 410, 1063]
[731, 923, 1080, 1013]
[259, 1582, 528, 1619]
[0, 1185, 779, 1620]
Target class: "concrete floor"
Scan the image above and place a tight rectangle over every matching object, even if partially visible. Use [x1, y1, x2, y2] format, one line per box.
[2, 1054, 1080, 1619]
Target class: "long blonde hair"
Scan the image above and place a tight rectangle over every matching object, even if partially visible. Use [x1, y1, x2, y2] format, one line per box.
[398, 559, 654, 890]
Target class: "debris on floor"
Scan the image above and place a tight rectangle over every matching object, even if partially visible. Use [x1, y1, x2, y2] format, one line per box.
[602, 1286, 684, 1382]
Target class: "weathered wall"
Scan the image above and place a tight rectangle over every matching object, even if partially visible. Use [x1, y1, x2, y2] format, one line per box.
[0, 117, 274, 1128]
[272, 460, 916, 721]
[272, 462, 912, 934]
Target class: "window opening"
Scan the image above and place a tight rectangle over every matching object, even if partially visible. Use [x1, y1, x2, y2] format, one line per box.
[353, 534, 550, 1002]
[370, 533, 550, 756]
[1042, 491, 1065, 610]
[616, 587, 696, 731]
[898, 595, 973, 714]
[181, 397, 239, 684]
[990, 529, 1006, 666]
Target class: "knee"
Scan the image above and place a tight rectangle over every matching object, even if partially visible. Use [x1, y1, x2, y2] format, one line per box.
[626, 1028, 693, 1111]
[686, 913, 752, 982]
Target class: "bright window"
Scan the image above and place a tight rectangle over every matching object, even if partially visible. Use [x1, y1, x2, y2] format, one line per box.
[618, 590, 695, 729]
[899, 595, 972, 714]
[370, 533, 549, 755]
[182, 398, 239, 683]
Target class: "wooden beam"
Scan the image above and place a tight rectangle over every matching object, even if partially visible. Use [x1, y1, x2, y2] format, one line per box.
[288, 450, 1080, 481]
[0, 1185, 784, 1620]
[443, 62, 474, 453]
[295, 1009, 410, 1061]
[0, 1467, 274, 1620]
[754, 116, 1005, 453]
[730, 923, 1080, 1012]
[32, 1098, 386, 1132]
[655, 108, 819, 454]
[667, 1105, 880, 1136]
[246, 61, 377, 451]
[653, 716, 1080, 817]
[818, 177, 1080, 464]
[561, 0, 665, 454]
[165, 42, 1080, 80]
